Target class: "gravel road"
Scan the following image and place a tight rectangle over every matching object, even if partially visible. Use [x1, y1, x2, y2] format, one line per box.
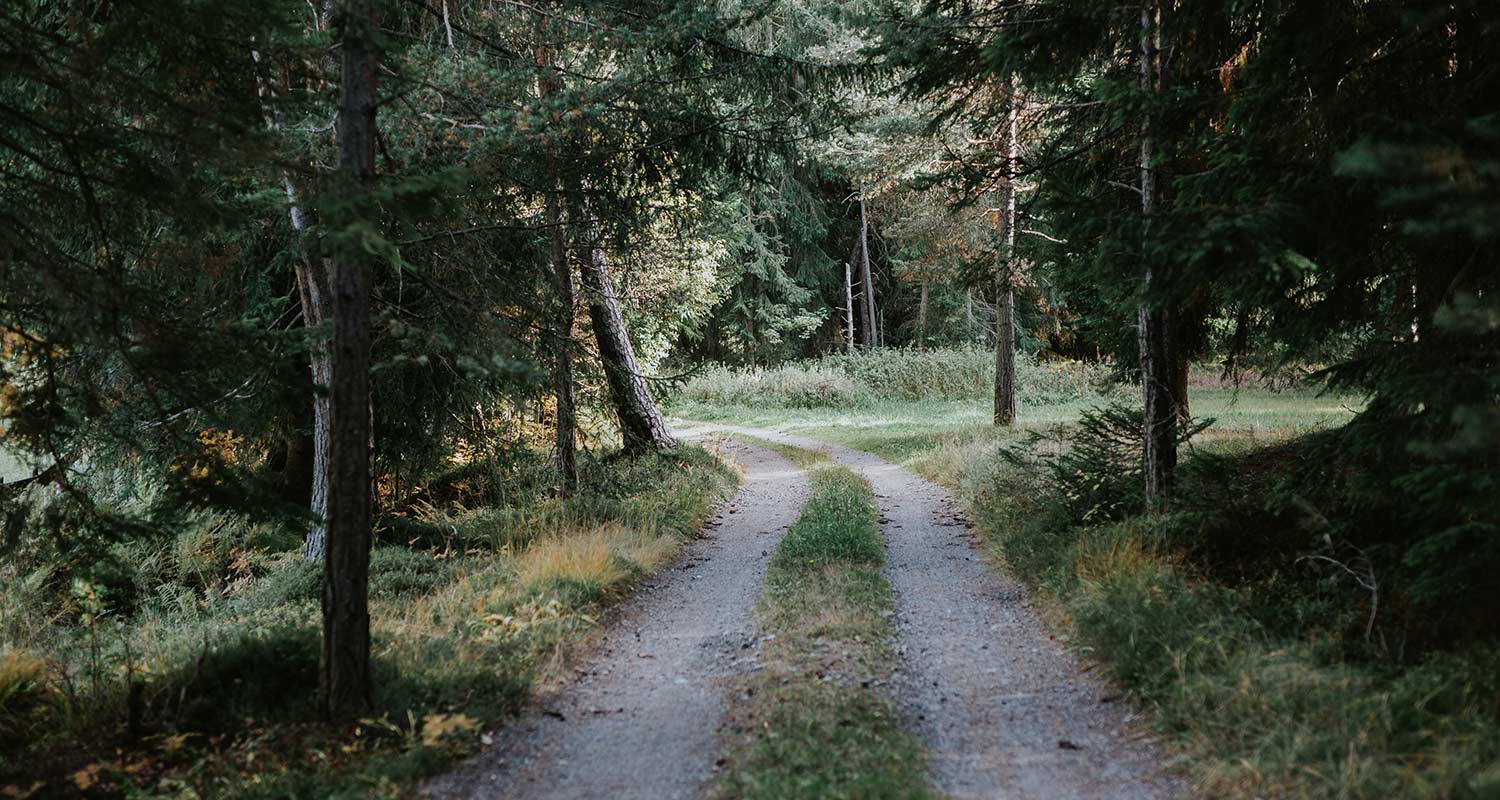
[422, 438, 808, 800]
[672, 421, 1183, 800]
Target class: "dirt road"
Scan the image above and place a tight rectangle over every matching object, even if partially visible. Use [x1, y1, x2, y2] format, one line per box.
[428, 425, 1180, 799]
[673, 421, 1182, 800]
[423, 439, 808, 800]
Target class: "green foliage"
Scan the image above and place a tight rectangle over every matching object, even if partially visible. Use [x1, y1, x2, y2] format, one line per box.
[1003, 402, 1211, 524]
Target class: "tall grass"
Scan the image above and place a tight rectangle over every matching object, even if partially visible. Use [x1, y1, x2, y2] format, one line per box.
[677, 347, 1121, 409]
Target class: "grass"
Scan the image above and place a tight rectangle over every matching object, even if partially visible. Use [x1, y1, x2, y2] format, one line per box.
[0, 447, 736, 799]
[671, 387, 1358, 481]
[676, 355, 1500, 800]
[716, 441, 935, 800]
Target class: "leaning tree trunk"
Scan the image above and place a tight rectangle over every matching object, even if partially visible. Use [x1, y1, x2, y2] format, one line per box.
[993, 79, 1020, 427]
[858, 197, 876, 349]
[321, 0, 377, 720]
[576, 203, 676, 453]
[536, 18, 578, 493]
[1138, 0, 1177, 511]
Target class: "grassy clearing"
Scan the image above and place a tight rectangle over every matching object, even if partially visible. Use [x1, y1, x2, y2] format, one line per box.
[0, 448, 735, 799]
[681, 366, 1500, 799]
[671, 387, 1358, 481]
[676, 347, 1120, 409]
[716, 441, 934, 800]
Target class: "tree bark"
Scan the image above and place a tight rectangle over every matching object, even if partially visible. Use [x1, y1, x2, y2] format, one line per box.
[537, 18, 578, 493]
[252, 44, 332, 562]
[321, 0, 377, 720]
[858, 197, 876, 349]
[917, 278, 930, 349]
[1173, 352, 1190, 422]
[576, 201, 676, 453]
[844, 258, 855, 352]
[1139, 0, 1177, 510]
[993, 79, 1020, 427]
[282, 179, 334, 561]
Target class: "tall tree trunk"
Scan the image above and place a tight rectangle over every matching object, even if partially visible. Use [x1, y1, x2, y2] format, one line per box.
[537, 18, 578, 493]
[252, 44, 332, 562]
[917, 278, 930, 350]
[576, 201, 676, 452]
[1139, 0, 1177, 510]
[858, 197, 876, 349]
[844, 258, 855, 352]
[1173, 352, 1190, 422]
[965, 290, 976, 341]
[546, 192, 579, 490]
[321, 0, 377, 720]
[993, 79, 1020, 427]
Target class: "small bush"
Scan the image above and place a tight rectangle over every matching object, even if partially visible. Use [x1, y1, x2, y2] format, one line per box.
[0, 649, 51, 748]
[164, 623, 321, 731]
[371, 546, 456, 599]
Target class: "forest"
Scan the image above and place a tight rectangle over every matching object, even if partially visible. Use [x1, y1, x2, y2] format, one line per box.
[0, 0, 1496, 798]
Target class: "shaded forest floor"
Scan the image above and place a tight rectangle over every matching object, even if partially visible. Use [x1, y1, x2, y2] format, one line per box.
[1, 450, 736, 798]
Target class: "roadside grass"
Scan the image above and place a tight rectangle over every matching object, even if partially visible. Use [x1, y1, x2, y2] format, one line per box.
[716, 440, 934, 800]
[0, 447, 735, 799]
[681, 384, 1500, 799]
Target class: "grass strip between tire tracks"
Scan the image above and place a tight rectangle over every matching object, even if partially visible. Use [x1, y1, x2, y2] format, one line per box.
[715, 438, 935, 800]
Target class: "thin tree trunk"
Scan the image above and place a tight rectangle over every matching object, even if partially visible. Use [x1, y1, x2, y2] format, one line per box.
[917, 278, 929, 349]
[994, 79, 1020, 426]
[576, 201, 676, 453]
[537, 17, 578, 493]
[1173, 353, 1190, 422]
[965, 290, 976, 341]
[844, 259, 855, 353]
[441, 0, 454, 48]
[322, 0, 377, 720]
[859, 197, 876, 349]
[252, 43, 332, 562]
[1139, 0, 1177, 511]
[286, 178, 333, 561]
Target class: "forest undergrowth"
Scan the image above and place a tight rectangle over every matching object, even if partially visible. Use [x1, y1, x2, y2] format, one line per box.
[0, 449, 734, 798]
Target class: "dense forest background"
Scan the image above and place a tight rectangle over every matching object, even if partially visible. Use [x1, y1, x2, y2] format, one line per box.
[1, 0, 1496, 796]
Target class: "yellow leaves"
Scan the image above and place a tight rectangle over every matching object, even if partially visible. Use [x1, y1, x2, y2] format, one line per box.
[420, 712, 479, 747]
[0, 782, 44, 799]
[70, 763, 104, 791]
[158, 732, 194, 754]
